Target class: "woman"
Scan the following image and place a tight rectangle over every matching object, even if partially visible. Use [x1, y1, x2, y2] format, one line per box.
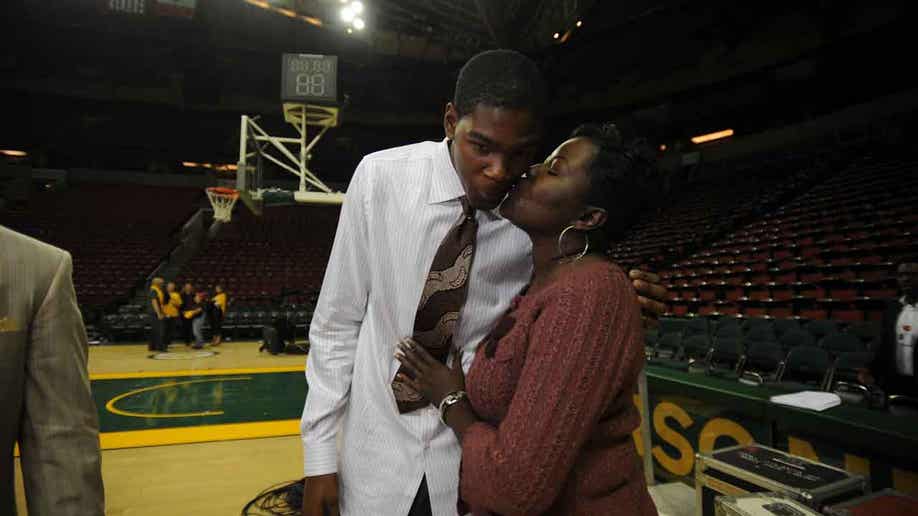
[396, 124, 658, 515]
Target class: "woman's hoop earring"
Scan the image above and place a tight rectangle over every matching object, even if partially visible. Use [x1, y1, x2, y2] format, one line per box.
[557, 225, 590, 263]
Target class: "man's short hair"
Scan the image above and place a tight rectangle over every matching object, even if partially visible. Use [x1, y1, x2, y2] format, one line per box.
[453, 49, 547, 118]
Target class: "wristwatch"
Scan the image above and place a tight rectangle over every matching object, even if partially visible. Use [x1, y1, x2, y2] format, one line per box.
[438, 390, 467, 425]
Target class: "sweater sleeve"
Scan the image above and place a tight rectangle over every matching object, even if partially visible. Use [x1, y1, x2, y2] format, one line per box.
[459, 267, 644, 515]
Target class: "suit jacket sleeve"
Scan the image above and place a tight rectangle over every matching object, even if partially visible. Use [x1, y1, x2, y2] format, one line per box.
[19, 251, 104, 516]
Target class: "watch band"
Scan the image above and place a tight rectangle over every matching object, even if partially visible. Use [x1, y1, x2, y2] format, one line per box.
[438, 390, 467, 425]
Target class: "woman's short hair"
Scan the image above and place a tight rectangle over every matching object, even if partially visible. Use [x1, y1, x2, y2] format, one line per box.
[570, 123, 658, 243]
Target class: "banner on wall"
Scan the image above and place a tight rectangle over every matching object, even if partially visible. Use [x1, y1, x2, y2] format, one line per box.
[631, 391, 918, 496]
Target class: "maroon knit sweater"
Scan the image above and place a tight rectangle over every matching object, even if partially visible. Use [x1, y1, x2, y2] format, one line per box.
[460, 260, 657, 516]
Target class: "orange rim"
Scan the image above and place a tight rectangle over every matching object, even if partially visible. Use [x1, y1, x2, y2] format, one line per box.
[207, 186, 239, 198]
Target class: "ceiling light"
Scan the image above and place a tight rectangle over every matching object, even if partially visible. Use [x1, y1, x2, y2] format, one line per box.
[691, 129, 734, 144]
[552, 32, 560, 39]
[576, 20, 582, 27]
[346, 27, 353, 34]
[340, 6, 354, 22]
[353, 17, 365, 30]
[1, 149, 27, 157]
[351, 1, 363, 14]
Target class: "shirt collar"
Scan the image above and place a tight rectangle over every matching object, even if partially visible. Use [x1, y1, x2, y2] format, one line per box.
[428, 138, 467, 205]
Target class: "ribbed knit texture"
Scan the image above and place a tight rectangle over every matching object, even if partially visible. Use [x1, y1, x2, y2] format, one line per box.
[461, 260, 657, 516]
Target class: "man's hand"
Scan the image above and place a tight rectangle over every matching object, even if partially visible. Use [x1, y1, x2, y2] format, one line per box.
[629, 269, 668, 329]
[302, 473, 339, 516]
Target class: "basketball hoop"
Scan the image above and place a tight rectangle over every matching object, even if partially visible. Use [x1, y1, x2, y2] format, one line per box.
[206, 187, 239, 222]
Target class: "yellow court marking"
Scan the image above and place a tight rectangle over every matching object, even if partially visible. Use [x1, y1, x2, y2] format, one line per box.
[105, 377, 252, 418]
[90, 365, 304, 380]
[98, 419, 301, 450]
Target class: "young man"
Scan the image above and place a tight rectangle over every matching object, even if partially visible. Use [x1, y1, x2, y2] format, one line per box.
[301, 50, 666, 516]
[148, 277, 166, 352]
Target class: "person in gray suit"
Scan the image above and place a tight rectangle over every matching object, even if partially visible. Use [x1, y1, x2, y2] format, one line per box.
[0, 225, 105, 515]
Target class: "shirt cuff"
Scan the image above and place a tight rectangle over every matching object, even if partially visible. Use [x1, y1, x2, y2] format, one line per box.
[303, 440, 339, 476]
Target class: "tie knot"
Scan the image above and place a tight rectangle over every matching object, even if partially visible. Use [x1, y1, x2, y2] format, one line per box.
[460, 196, 475, 219]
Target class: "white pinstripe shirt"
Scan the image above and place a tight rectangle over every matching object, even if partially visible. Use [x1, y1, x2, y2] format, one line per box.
[301, 139, 532, 515]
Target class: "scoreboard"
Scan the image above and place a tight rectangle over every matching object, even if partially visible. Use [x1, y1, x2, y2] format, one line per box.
[281, 53, 338, 104]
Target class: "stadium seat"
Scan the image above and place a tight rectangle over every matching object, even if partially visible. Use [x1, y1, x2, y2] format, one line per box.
[846, 322, 881, 351]
[658, 318, 689, 337]
[830, 352, 879, 407]
[773, 318, 801, 337]
[683, 317, 710, 338]
[741, 318, 773, 335]
[805, 319, 840, 341]
[681, 335, 713, 368]
[741, 341, 785, 384]
[779, 329, 816, 351]
[820, 333, 866, 356]
[775, 346, 832, 391]
[707, 337, 746, 379]
[745, 325, 778, 345]
[650, 332, 683, 362]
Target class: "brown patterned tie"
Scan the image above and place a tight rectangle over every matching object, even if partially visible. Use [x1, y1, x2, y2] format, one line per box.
[392, 196, 478, 413]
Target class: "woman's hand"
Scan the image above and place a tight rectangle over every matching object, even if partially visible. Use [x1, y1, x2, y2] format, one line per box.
[629, 269, 668, 329]
[395, 338, 465, 406]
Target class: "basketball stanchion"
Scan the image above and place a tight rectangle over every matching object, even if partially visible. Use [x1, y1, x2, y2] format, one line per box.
[206, 186, 240, 222]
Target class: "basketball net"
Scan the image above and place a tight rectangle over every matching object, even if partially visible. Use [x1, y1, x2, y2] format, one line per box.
[206, 187, 240, 222]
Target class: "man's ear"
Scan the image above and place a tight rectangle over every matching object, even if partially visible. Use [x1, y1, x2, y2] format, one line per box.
[444, 102, 458, 140]
[571, 206, 607, 231]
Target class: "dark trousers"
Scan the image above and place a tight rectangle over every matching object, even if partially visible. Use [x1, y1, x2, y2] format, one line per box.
[408, 476, 432, 516]
[149, 317, 165, 351]
[182, 316, 193, 344]
[163, 317, 178, 348]
[209, 310, 223, 339]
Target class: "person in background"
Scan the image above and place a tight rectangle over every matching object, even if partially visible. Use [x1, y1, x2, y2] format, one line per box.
[162, 282, 182, 349]
[872, 261, 918, 397]
[180, 282, 195, 346]
[148, 277, 166, 352]
[210, 284, 228, 346]
[184, 292, 207, 349]
[0, 225, 105, 515]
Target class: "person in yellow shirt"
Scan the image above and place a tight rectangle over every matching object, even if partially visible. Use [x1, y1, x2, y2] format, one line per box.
[148, 277, 166, 352]
[210, 285, 229, 346]
[162, 282, 183, 349]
